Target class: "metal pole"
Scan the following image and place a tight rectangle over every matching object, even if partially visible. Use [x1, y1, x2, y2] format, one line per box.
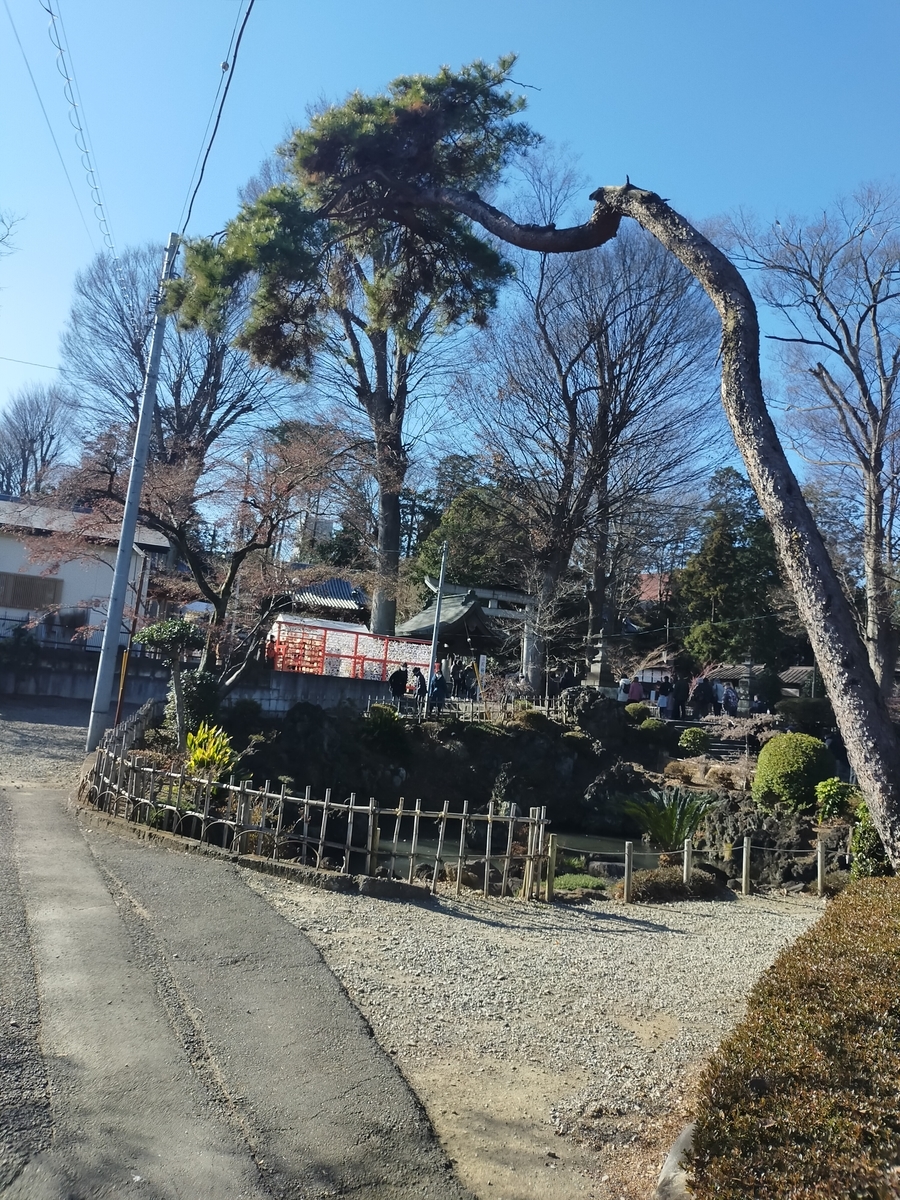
[86, 233, 180, 751]
[624, 841, 633, 903]
[742, 835, 752, 896]
[424, 540, 448, 717]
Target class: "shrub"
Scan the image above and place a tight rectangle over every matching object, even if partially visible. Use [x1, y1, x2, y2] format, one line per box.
[850, 802, 892, 879]
[689, 878, 900, 1199]
[610, 866, 723, 902]
[624, 702, 651, 724]
[664, 760, 695, 784]
[363, 703, 407, 754]
[164, 669, 219, 738]
[562, 729, 593, 753]
[508, 708, 557, 733]
[704, 764, 735, 790]
[622, 786, 718, 851]
[639, 717, 668, 737]
[678, 727, 710, 756]
[815, 776, 861, 823]
[752, 732, 834, 812]
[185, 721, 237, 779]
[222, 698, 264, 729]
[773, 696, 834, 733]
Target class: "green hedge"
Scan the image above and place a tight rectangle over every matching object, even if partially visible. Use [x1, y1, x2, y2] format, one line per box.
[689, 878, 900, 1198]
[752, 731, 833, 812]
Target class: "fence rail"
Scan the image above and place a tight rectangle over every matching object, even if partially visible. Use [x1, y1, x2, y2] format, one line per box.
[83, 741, 551, 900]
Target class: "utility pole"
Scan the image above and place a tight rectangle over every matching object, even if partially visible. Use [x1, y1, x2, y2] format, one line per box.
[85, 233, 180, 752]
[425, 540, 448, 717]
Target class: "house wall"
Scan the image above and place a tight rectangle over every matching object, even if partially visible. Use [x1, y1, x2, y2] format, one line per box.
[0, 533, 144, 648]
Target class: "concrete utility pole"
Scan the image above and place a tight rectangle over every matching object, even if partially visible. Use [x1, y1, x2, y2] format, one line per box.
[424, 540, 448, 717]
[85, 233, 180, 752]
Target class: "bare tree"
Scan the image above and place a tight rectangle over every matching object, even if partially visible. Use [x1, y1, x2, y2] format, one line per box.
[729, 186, 900, 691]
[0, 384, 71, 495]
[61, 244, 294, 473]
[468, 216, 720, 682]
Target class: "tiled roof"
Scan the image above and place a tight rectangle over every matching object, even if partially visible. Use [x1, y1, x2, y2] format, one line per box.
[0, 499, 169, 550]
[291, 576, 368, 611]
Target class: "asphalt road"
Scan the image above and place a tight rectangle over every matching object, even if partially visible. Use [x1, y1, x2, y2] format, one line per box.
[1, 783, 472, 1200]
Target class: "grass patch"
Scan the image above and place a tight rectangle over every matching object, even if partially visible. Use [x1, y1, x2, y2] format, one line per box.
[689, 877, 900, 1199]
[553, 872, 606, 891]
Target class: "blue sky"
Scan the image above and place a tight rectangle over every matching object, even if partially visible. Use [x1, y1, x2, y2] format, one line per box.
[2, 0, 898, 409]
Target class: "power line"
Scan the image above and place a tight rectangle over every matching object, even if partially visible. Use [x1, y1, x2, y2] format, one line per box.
[179, 0, 257, 237]
[177, 3, 245, 234]
[40, 0, 118, 259]
[2, 0, 95, 248]
[0, 355, 63, 370]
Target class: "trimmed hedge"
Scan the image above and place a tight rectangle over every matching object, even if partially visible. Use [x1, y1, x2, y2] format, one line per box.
[610, 866, 724, 903]
[689, 877, 900, 1199]
[752, 731, 834, 812]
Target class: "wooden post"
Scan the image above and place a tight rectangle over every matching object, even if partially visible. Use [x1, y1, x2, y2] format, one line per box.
[407, 798, 422, 884]
[545, 833, 558, 903]
[624, 841, 634, 904]
[431, 801, 449, 894]
[257, 781, 271, 855]
[235, 780, 247, 854]
[500, 811, 516, 898]
[683, 837, 692, 886]
[817, 838, 826, 898]
[317, 788, 331, 868]
[366, 797, 378, 877]
[389, 798, 404, 880]
[301, 785, 311, 864]
[273, 783, 286, 860]
[342, 793, 356, 874]
[483, 800, 494, 899]
[455, 800, 469, 897]
[742, 835, 752, 896]
[537, 806, 548, 898]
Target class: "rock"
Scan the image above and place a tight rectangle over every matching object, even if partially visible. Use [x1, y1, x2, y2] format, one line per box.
[651, 1121, 694, 1200]
[587, 858, 626, 880]
[693, 861, 729, 886]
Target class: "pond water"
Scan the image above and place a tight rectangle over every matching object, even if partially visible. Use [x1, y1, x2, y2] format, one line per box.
[552, 831, 662, 870]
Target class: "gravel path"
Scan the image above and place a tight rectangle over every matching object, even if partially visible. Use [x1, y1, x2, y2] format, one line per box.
[0, 699, 820, 1200]
[245, 876, 819, 1200]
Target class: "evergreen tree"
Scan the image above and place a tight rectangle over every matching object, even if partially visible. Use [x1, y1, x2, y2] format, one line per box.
[675, 468, 786, 663]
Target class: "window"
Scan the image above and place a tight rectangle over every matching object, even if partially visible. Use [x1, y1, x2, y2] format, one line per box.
[0, 571, 64, 610]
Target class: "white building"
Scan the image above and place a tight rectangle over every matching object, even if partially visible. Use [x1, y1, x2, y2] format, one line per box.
[0, 500, 169, 649]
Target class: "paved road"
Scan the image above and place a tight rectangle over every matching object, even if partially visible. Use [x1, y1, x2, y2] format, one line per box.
[1, 783, 472, 1200]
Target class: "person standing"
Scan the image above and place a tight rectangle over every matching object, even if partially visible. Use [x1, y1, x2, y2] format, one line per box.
[657, 675, 672, 718]
[388, 662, 409, 704]
[429, 668, 448, 715]
[671, 675, 689, 720]
[628, 676, 645, 702]
[723, 681, 738, 717]
[411, 666, 427, 714]
[712, 677, 725, 717]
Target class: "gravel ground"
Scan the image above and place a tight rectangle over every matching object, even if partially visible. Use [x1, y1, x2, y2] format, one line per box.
[245, 875, 820, 1200]
[0, 697, 89, 789]
[0, 699, 820, 1200]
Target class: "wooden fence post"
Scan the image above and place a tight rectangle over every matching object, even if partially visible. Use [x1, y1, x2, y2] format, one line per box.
[431, 801, 449, 894]
[624, 841, 633, 904]
[366, 796, 378, 877]
[483, 801, 494, 899]
[342, 793, 356, 874]
[389, 797, 404, 880]
[455, 800, 469, 897]
[683, 837, 692, 886]
[500, 810, 516, 898]
[817, 838, 825, 898]
[545, 833, 558, 903]
[273, 783, 286, 860]
[742, 835, 752, 896]
[317, 788, 331, 868]
[407, 798, 422, 884]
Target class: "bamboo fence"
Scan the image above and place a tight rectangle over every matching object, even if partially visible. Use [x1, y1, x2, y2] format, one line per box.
[83, 743, 551, 900]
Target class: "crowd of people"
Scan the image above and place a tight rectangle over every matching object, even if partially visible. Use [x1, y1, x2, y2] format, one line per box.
[619, 672, 758, 719]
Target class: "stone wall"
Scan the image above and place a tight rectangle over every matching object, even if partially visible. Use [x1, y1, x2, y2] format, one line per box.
[0, 647, 386, 715]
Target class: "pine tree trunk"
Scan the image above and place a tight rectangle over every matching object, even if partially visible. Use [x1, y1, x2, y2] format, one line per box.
[593, 184, 900, 867]
[371, 484, 402, 636]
